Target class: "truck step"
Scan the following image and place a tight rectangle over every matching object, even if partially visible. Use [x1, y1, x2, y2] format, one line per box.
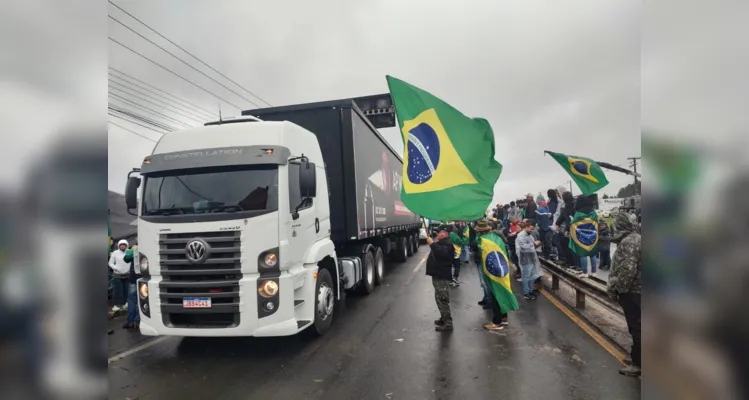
[297, 320, 312, 329]
[294, 300, 305, 308]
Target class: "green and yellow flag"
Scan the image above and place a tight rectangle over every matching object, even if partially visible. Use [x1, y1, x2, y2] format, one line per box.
[386, 76, 502, 221]
[478, 233, 519, 313]
[569, 210, 599, 256]
[545, 151, 609, 195]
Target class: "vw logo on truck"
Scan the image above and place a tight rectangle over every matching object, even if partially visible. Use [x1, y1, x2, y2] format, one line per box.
[185, 239, 208, 263]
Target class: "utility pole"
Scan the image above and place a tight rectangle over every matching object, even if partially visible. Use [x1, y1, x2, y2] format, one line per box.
[628, 157, 641, 194]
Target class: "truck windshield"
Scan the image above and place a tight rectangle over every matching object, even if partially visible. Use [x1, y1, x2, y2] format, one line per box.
[142, 165, 278, 216]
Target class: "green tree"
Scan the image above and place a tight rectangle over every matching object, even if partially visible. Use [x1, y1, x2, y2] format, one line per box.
[616, 181, 641, 198]
[602, 193, 610, 199]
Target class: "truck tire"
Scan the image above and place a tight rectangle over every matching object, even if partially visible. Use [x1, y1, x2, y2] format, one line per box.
[374, 247, 385, 285]
[406, 235, 415, 257]
[412, 233, 420, 252]
[358, 250, 376, 294]
[395, 236, 408, 262]
[312, 268, 335, 336]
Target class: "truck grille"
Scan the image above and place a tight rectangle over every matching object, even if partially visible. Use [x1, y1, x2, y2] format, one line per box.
[158, 231, 242, 328]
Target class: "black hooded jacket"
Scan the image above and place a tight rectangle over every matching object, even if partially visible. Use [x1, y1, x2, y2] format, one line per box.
[555, 191, 575, 229]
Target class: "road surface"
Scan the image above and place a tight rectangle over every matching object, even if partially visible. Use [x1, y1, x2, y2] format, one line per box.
[108, 246, 639, 399]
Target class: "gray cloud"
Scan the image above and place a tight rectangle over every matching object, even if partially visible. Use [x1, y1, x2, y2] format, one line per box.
[108, 0, 641, 203]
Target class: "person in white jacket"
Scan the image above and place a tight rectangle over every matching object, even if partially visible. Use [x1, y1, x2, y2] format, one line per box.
[108, 239, 130, 312]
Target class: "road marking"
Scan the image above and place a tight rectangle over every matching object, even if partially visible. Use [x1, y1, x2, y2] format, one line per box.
[539, 289, 628, 365]
[412, 253, 429, 273]
[108, 336, 173, 364]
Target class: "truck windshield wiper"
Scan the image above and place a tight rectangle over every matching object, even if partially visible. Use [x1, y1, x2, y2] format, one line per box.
[145, 207, 186, 216]
[208, 205, 242, 213]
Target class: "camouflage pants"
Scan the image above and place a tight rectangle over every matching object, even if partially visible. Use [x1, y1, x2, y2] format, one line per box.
[432, 277, 452, 326]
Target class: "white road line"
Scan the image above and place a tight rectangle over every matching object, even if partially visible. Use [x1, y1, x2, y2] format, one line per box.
[412, 254, 428, 273]
[108, 336, 173, 364]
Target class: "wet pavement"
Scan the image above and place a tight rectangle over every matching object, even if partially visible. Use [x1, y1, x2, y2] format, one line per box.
[109, 247, 640, 399]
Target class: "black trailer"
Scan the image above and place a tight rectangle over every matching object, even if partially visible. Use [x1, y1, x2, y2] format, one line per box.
[242, 99, 421, 254]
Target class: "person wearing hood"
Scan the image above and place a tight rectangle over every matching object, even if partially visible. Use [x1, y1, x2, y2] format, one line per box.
[122, 243, 142, 329]
[555, 191, 576, 267]
[535, 196, 554, 259]
[507, 201, 522, 221]
[607, 213, 642, 377]
[108, 239, 131, 313]
[598, 220, 612, 270]
[546, 189, 560, 260]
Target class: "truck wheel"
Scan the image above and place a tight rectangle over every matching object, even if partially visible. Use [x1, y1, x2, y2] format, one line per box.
[395, 236, 408, 262]
[312, 268, 335, 335]
[374, 247, 385, 285]
[358, 250, 376, 294]
[406, 235, 415, 257]
[411, 233, 420, 253]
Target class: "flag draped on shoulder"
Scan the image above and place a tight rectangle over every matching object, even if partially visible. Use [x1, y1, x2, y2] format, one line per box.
[569, 210, 599, 256]
[544, 151, 609, 195]
[386, 76, 502, 221]
[478, 233, 519, 313]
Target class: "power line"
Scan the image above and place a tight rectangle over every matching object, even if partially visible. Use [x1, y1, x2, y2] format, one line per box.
[108, 121, 159, 142]
[109, 68, 217, 117]
[109, 76, 213, 120]
[108, 1, 272, 107]
[109, 92, 193, 128]
[109, 105, 177, 132]
[109, 81, 207, 123]
[108, 112, 171, 135]
[108, 14, 262, 108]
[109, 37, 243, 110]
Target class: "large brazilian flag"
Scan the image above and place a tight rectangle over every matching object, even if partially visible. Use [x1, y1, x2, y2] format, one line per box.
[569, 211, 599, 256]
[386, 76, 503, 221]
[478, 233, 519, 313]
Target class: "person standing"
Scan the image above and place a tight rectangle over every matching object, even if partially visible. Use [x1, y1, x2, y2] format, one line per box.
[448, 225, 463, 286]
[108, 240, 130, 313]
[122, 244, 142, 329]
[535, 200, 554, 258]
[555, 192, 576, 268]
[508, 201, 522, 221]
[516, 221, 542, 300]
[607, 213, 642, 377]
[475, 220, 519, 330]
[426, 227, 455, 331]
[598, 220, 612, 270]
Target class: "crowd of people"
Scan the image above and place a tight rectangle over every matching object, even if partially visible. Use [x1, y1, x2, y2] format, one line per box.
[424, 187, 642, 377]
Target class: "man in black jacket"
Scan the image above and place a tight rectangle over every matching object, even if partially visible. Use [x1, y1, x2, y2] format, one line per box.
[426, 226, 455, 331]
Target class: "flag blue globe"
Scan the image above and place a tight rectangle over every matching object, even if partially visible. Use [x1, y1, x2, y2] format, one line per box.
[484, 251, 509, 278]
[406, 123, 441, 184]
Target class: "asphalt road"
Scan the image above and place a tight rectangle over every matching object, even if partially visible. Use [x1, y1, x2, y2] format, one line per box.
[108, 246, 639, 399]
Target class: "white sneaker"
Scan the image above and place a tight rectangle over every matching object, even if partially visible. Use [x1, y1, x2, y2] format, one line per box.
[579, 273, 589, 278]
[123, 303, 128, 310]
[111, 305, 121, 312]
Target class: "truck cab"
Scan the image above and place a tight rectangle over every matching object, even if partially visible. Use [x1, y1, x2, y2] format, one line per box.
[126, 117, 339, 337]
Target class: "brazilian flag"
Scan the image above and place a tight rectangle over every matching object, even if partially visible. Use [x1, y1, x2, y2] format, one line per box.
[386, 76, 502, 221]
[463, 224, 470, 239]
[478, 233, 519, 313]
[545, 151, 609, 195]
[449, 231, 462, 259]
[569, 211, 599, 256]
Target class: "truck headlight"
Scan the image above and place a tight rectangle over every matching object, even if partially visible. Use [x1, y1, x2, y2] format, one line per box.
[138, 282, 149, 299]
[139, 254, 149, 271]
[263, 253, 277, 268]
[258, 280, 279, 298]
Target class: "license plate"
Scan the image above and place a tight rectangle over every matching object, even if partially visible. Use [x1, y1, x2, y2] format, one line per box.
[182, 297, 211, 308]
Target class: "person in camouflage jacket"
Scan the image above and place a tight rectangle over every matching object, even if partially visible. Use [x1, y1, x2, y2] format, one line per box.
[607, 212, 641, 377]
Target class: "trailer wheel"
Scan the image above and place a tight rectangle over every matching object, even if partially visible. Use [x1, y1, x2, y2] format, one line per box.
[411, 233, 420, 253]
[374, 247, 385, 285]
[406, 235, 415, 257]
[395, 236, 408, 262]
[312, 268, 335, 336]
[358, 250, 376, 294]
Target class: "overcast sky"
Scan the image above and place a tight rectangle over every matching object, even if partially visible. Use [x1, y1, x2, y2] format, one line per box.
[108, 0, 641, 204]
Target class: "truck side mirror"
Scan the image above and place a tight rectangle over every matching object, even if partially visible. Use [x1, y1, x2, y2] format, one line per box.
[299, 161, 316, 198]
[125, 176, 141, 215]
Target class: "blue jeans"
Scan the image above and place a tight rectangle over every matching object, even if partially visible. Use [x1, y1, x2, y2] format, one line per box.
[521, 263, 535, 295]
[127, 283, 140, 323]
[578, 255, 598, 274]
[476, 263, 491, 302]
[599, 250, 611, 268]
[461, 245, 470, 262]
[112, 277, 129, 307]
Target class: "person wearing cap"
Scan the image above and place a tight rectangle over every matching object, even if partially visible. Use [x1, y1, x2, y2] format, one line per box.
[475, 219, 518, 329]
[425, 226, 455, 331]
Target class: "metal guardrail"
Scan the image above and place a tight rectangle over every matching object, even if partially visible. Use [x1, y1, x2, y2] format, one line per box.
[538, 257, 624, 316]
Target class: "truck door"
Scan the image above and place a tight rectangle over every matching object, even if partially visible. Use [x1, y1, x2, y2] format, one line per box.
[282, 162, 317, 267]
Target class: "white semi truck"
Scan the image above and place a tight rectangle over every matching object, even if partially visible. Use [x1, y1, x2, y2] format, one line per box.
[124, 99, 421, 337]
